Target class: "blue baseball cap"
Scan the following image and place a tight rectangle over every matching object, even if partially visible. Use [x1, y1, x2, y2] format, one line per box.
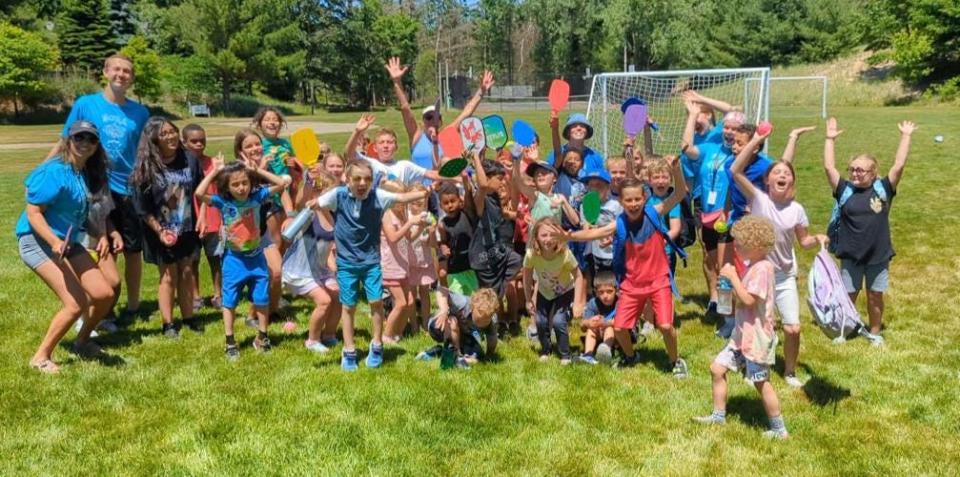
[562, 113, 594, 140]
[582, 168, 611, 184]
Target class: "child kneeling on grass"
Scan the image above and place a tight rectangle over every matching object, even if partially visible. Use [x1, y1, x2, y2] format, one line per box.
[416, 287, 499, 369]
[694, 215, 789, 439]
[578, 271, 618, 365]
[195, 155, 290, 360]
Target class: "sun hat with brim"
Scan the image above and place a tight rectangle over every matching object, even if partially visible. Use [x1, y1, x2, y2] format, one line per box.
[562, 113, 594, 141]
[582, 168, 611, 185]
[525, 160, 558, 177]
[67, 120, 99, 139]
[421, 105, 439, 117]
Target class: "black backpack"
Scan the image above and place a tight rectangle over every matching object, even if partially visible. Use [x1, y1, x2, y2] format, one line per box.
[673, 189, 698, 250]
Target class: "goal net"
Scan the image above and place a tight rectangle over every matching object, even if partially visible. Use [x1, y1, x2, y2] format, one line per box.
[585, 68, 770, 158]
[745, 75, 827, 119]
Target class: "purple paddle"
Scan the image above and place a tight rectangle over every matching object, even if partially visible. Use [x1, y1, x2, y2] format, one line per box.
[623, 103, 647, 138]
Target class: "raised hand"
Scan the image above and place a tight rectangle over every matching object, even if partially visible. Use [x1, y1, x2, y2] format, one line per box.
[825, 117, 843, 140]
[385, 57, 408, 82]
[898, 120, 917, 136]
[355, 114, 376, 132]
[789, 126, 816, 138]
[480, 70, 495, 93]
[212, 152, 225, 171]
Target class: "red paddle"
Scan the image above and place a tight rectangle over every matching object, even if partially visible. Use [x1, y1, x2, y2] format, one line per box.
[437, 126, 464, 158]
[548, 79, 570, 113]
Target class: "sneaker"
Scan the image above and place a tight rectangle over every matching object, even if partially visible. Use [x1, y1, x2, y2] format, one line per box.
[867, 333, 885, 347]
[320, 336, 340, 348]
[415, 346, 442, 361]
[614, 353, 639, 369]
[225, 345, 240, 361]
[98, 319, 119, 333]
[463, 353, 479, 365]
[455, 356, 471, 369]
[538, 354, 550, 363]
[693, 413, 727, 425]
[253, 335, 272, 353]
[304, 340, 330, 354]
[526, 325, 538, 341]
[71, 340, 103, 358]
[578, 354, 598, 365]
[341, 350, 359, 371]
[162, 324, 180, 339]
[244, 317, 258, 329]
[74, 319, 100, 338]
[672, 358, 689, 379]
[762, 429, 789, 440]
[640, 321, 656, 337]
[716, 317, 735, 339]
[596, 343, 613, 364]
[784, 374, 805, 388]
[559, 358, 572, 366]
[365, 344, 383, 368]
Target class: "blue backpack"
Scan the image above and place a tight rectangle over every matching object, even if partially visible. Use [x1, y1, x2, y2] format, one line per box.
[612, 205, 688, 297]
[827, 179, 887, 254]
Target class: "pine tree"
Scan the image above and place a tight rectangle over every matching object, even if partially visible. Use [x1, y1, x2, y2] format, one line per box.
[108, 0, 138, 49]
[57, 0, 115, 75]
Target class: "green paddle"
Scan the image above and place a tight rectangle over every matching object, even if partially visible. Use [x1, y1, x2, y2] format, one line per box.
[582, 191, 602, 225]
[439, 157, 468, 178]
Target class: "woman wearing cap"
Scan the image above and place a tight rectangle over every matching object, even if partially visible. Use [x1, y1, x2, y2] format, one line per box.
[548, 113, 605, 175]
[385, 57, 495, 172]
[16, 121, 116, 373]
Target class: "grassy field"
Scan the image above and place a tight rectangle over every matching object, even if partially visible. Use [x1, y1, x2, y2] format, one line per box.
[2, 105, 959, 475]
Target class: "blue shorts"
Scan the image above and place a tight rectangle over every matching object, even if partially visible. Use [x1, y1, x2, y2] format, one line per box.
[841, 259, 889, 293]
[221, 250, 269, 309]
[336, 262, 383, 308]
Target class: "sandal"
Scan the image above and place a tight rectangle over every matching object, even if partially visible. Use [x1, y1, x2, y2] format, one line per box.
[30, 359, 60, 374]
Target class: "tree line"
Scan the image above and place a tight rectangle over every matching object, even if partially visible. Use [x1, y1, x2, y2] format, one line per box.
[1, 0, 958, 116]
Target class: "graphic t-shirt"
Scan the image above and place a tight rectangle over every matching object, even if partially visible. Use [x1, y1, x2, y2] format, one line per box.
[731, 260, 777, 365]
[695, 142, 733, 214]
[210, 187, 271, 253]
[523, 248, 579, 300]
[62, 93, 149, 195]
[833, 177, 896, 265]
[154, 153, 197, 234]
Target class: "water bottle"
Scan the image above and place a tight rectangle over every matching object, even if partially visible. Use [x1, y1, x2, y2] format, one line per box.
[717, 277, 734, 316]
[440, 341, 457, 370]
[281, 208, 313, 242]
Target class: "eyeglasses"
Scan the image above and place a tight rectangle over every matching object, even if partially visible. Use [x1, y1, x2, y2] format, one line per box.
[71, 133, 99, 145]
[847, 166, 872, 175]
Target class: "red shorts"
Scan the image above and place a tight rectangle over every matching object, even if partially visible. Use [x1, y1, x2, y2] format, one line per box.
[614, 286, 674, 329]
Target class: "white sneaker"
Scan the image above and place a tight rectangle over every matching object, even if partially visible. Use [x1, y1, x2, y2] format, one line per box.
[784, 374, 805, 388]
[640, 321, 656, 337]
[596, 343, 613, 364]
[74, 319, 99, 338]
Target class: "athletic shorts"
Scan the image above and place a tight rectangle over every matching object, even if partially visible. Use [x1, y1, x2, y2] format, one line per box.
[774, 271, 800, 326]
[18, 233, 85, 270]
[221, 250, 269, 309]
[615, 285, 673, 330]
[200, 232, 224, 258]
[337, 262, 383, 308]
[714, 343, 771, 383]
[841, 259, 889, 293]
[108, 191, 144, 253]
[475, 249, 522, 296]
[701, 225, 733, 252]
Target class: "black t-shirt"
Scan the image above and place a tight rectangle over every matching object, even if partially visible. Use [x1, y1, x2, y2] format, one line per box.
[441, 209, 475, 274]
[834, 177, 896, 265]
[468, 193, 510, 269]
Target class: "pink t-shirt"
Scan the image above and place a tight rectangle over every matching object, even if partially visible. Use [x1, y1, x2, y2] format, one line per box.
[408, 217, 436, 269]
[731, 259, 778, 364]
[379, 212, 410, 281]
[749, 193, 808, 277]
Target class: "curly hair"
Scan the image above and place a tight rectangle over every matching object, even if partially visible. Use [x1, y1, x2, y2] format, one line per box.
[470, 288, 499, 328]
[730, 215, 776, 255]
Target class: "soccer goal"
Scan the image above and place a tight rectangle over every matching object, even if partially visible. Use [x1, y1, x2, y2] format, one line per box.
[745, 75, 828, 120]
[585, 68, 771, 158]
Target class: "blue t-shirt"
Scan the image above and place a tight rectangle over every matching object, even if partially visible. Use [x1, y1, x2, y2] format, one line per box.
[315, 186, 398, 266]
[62, 93, 149, 195]
[15, 157, 89, 243]
[548, 144, 605, 178]
[210, 187, 271, 254]
[694, 142, 734, 214]
[410, 133, 443, 185]
[583, 296, 617, 321]
[680, 129, 714, 198]
[726, 153, 772, 224]
[647, 192, 681, 255]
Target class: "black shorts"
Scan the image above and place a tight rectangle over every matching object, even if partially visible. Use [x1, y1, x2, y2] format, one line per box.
[474, 248, 523, 296]
[109, 191, 145, 253]
[584, 254, 613, 276]
[701, 225, 732, 252]
[143, 230, 200, 265]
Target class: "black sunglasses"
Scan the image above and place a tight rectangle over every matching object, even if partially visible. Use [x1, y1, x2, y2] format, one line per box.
[71, 133, 99, 145]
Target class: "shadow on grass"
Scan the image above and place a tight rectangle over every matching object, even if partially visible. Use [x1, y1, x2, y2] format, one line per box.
[727, 395, 769, 429]
[800, 363, 851, 411]
[57, 342, 128, 368]
[634, 346, 673, 373]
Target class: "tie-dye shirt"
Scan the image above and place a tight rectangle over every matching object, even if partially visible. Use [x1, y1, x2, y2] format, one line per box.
[731, 259, 778, 365]
[210, 187, 271, 254]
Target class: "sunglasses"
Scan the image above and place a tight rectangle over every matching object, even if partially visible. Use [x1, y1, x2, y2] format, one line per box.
[71, 133, 99, 145]
[847, 166, 872, 175]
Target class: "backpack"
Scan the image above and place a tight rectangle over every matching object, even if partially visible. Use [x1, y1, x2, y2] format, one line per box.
[806, 246, 872, 343]
[675, 193, 698, 250]
[612, 205, 689, 297]
[827, 180, 887, 254]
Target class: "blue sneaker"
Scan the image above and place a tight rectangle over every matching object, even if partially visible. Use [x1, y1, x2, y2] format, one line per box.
[577, 354, 598, 365]
[415, 345, 442, 361]
[365, 343, 384, 368]
[320, 336, 339, 348]
[341, 350, 358, 371]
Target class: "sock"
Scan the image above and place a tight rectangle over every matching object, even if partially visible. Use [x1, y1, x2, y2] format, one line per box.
[371, 342, 383, 353]
[343, 349, 357, 357]
[257, 330, 268, 340]
[769, 415, 786, 432]
[713, 409, 727, 419]
[225, 335, 236, 346]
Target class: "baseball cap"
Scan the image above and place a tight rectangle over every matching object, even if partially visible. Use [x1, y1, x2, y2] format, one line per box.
[66, 120, 99, 139]
[582, 168, 611, 185]
[525, 160, 558, 177]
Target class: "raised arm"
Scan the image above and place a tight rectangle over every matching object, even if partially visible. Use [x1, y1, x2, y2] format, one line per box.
[195, 153, 225, 204]
[888, 121, 916, 189]
[550, 111, 562, 163]
[683, 90, 736, 114]
[450, 70, 495, 129]
[564, 220, 616, 242]
[729, 132, 769, 202]
[681, 99, 702, 160]
[643, 117, 654, 156]
[512, 155, 537, 200]
[781, 126, 816, 164]
[652, 156, 687, 216]
[393, 187, 432, 205]
[385, 57, 419, 144]
[345, 114, 376, 160]
[823, 117, 842, 191]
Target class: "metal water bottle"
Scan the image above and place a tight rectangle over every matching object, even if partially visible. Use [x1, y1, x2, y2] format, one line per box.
[717, 277, 734, 316]
[281, 208, 313, 242]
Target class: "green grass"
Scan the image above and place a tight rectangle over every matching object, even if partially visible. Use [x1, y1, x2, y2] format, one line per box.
[2, 106, 959, 475]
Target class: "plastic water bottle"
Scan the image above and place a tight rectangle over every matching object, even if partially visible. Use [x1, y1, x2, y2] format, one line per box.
[717, 277, 734, 316]
[281, 209, 313, 242]
[440, 341, 457, 370]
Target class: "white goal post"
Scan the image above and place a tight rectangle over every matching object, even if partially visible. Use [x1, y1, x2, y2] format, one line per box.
[745, 75, 828, 120]
[586, 68, 771, 158]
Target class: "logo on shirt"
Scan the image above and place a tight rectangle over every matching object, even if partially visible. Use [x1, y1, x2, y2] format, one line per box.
[870, 196, 883, 214]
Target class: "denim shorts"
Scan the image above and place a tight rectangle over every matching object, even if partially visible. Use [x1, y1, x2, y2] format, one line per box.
[841, 259, 890, 293]
[18, 233, 84, 270]
[714, 343, 771, 383]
